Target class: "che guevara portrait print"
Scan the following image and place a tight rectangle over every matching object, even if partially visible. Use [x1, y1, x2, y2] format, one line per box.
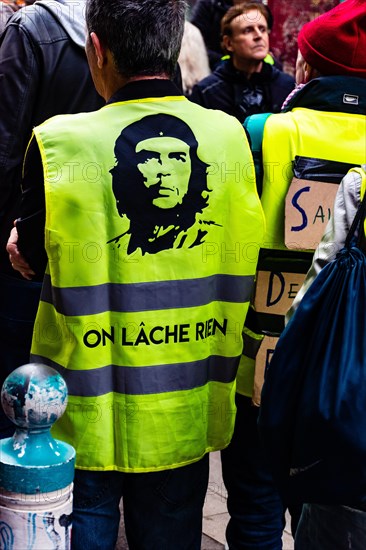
[107, 114, 219, 255]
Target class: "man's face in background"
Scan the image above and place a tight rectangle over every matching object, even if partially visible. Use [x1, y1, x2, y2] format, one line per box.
[136, 136, 192, 209]
[224, 9, 269, 65]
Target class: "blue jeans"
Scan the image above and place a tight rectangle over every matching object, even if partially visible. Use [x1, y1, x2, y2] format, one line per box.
[295, 503, 366, 550]
[221, 394, 301, 549]
[0, 273, 42, 438]
[71, 454, 209, 550]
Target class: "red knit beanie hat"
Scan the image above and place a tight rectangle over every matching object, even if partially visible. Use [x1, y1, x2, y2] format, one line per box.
[298, 0, 366, 77]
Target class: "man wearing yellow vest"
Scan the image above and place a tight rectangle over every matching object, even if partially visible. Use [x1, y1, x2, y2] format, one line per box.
[220, 1, 366, 549]
[6, 0, 265, 548]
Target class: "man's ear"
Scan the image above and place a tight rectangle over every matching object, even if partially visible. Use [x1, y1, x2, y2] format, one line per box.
[222, 34, 234, 54]
[304, 62, 316, 83]
[90, 32, 106, 69]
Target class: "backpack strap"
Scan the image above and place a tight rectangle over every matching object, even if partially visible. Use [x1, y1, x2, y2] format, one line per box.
[244, 112, 272, 196]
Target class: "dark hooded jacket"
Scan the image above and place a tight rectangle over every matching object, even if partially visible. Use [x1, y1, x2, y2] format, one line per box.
[190, 58, 295, 122]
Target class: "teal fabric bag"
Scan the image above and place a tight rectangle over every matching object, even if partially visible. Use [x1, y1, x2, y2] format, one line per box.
[258, 185, 366, 505]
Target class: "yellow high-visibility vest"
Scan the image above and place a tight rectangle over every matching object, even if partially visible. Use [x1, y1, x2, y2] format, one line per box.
[239, 105, 366, 398]
[31, 94, 265, 472]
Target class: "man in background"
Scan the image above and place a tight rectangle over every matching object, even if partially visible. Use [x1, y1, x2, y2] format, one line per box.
[190, 2, 294, 122]
[190, 0, 273, 70]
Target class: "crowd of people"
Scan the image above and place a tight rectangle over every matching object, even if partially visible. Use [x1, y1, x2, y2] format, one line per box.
[1, 0, 366, 549]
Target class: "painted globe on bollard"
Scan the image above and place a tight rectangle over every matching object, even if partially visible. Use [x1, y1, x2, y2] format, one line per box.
[0, 363, 75, 550]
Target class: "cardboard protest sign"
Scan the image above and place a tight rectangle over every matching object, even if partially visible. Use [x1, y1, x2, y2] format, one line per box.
[252, 335, 279, 406]
[285, 178, 338, 250]
[254, 270, 306, 316]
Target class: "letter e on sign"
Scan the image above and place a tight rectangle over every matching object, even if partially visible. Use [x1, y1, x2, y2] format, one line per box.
[254, 271, 306, 315]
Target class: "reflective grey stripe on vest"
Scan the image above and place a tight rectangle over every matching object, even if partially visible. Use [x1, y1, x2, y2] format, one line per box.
[30, 354, 240, 396]
[41, 273, 254, 315]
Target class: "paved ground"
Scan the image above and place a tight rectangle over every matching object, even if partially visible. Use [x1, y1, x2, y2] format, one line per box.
[116, 452, 294, 549]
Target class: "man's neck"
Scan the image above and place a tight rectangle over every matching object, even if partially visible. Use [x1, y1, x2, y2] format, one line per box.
[105, 74, 170, 101]
[231, 57, 263, 78]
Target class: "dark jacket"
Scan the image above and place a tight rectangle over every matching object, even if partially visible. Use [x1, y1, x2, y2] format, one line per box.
[190, 0, 232, 69]
[190, 59, 295, 122]
[0, 0, 104, 277]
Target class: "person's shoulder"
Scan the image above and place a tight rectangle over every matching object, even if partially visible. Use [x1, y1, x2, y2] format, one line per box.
[278, 72, 296, 89]
[186, 96, 243, 128]
[261, 108, 297, 141]
[191, 61, 229, 96]
[35, 108, 103, 134]
[8, 3, 46, 25]
[267, 66, 296, 111]
[8, 2, 66, 40]
[269, 66, 295, 87]
[264, 108, 294, 125]
[344, 167, 365, 202]
[192, 69, 223, 91]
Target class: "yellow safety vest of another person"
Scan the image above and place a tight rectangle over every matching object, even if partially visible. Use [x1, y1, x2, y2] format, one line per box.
[30, 95, 265, 472]
[239, 101, 366, 403]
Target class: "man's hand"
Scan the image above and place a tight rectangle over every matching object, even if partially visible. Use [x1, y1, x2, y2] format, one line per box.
[6, 226, 35, 280]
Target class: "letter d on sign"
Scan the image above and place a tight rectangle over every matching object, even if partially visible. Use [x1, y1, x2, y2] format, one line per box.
[266, 272, 285, 307]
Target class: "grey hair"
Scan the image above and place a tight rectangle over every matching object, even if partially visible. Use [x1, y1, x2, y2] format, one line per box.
[85, 0, 188, 78]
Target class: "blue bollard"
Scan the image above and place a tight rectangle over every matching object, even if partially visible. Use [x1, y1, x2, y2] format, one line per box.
[0, 363, 75, 549]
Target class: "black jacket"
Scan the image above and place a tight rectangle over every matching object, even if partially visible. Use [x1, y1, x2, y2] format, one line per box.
[190, 59, 295, 122]
[190, 0, 232, 69]
[0, 0, 104, 277]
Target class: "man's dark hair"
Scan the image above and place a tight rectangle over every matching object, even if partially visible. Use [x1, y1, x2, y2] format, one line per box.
[221, 1, 272, 39]
[110, 114, 210, 248]
[86, 0, 187, 78]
